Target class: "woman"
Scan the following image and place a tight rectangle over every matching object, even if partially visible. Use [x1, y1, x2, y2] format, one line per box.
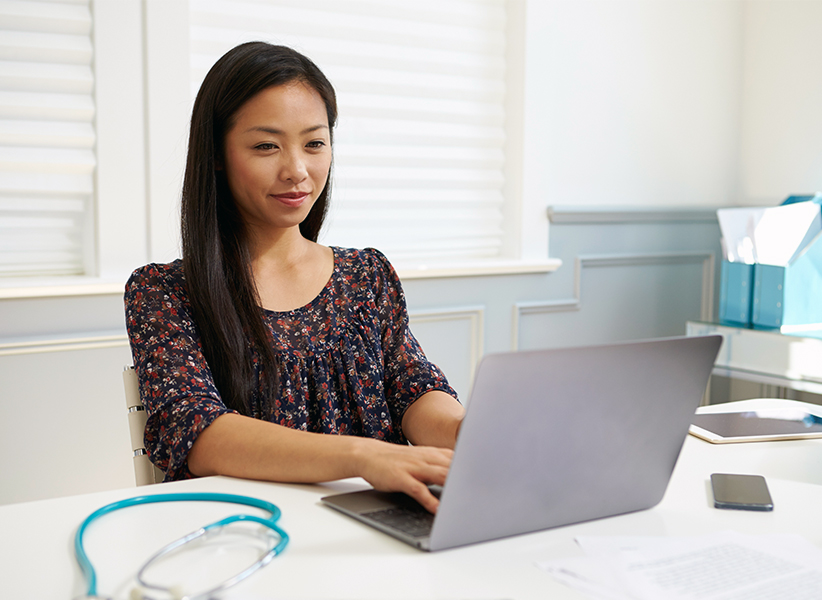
[125, 42, 464, 513]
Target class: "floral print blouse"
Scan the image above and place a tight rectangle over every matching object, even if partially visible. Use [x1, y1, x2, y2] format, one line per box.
[125, 247, 457, 481]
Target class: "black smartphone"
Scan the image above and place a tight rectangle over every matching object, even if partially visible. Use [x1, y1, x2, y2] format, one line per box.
[711, 473, 773, 511]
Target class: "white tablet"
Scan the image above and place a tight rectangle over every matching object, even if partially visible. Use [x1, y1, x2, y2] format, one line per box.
[690, 408, 822, 443]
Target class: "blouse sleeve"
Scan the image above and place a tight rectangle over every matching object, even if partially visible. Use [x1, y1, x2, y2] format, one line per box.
[364, 249, 459, 424]
[124, 263, 234, 480]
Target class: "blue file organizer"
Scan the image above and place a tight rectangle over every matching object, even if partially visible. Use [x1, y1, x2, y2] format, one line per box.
[718, 193, 822, 329]
[752, 234, 822, 329]
[718, 261, 754, 326]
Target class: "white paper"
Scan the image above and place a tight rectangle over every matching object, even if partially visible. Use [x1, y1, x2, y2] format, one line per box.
[717, 203, 821, 266]
[538, 556, 636, 600]
[538, 531, 822, 600]
[751, 202, 821, 266]
[717, 208, 759, 263]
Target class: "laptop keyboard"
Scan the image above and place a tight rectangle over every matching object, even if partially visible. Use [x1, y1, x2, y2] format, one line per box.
[363, 506, 435, 538]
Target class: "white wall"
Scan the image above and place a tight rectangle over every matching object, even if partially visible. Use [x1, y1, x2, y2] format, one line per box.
[522, 0, 744, 209]
[519, 0, 822, 211]
[738, 0, 822, 205]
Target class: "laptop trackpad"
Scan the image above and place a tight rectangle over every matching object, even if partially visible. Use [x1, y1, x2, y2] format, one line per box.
[321, 485, 441, 513]
[321, 487, 441, 544]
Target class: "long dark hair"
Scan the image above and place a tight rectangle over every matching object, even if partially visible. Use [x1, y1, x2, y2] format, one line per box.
[181, 42, 337, 415]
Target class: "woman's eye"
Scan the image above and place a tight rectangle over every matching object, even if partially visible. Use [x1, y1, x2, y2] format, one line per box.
[255, 143, 277, 151]
[306, 140, 326, 149]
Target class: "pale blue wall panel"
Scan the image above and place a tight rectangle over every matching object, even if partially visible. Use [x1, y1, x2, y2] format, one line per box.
[517, 259, 707, 351]
[0, 343, 134, 505]
[409, 307, 483, 403]
[0, 293, 126, 340]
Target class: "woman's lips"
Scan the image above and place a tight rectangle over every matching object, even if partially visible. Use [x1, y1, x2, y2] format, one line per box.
[272, 191, 309, 207]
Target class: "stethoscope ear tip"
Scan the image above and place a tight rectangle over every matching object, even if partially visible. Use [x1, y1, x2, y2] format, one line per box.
[130, 585, 146, 600]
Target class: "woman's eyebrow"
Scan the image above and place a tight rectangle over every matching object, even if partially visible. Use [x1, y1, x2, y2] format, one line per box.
[245, 124, 329, 135]
[301, 124, 329, 134]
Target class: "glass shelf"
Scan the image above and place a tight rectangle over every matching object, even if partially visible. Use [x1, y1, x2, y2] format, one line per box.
[687, 321, 822, 397]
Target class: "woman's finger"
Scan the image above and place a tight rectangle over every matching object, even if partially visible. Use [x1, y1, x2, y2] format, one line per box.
[401, 477, 441, 514]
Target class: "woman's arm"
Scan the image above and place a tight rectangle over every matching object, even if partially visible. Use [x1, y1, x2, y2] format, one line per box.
[367, 249, 464, 449]
[402, 390, 465, 449]
[126, 263, 236, 479]
[187, 414, 453, 513]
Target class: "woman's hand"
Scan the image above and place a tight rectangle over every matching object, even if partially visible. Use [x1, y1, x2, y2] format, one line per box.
[352, 438, 453, 513]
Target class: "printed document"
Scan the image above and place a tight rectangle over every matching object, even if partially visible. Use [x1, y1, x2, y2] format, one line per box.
[538, 531, 822, 600]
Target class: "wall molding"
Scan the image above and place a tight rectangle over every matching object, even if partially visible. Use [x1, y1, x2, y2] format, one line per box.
[547, 206, 721, 224]
[0, 280, 126, 300]
[0, 333, 129, 356]
[511, 252, 715, 350]
[409, 305, 485, 381]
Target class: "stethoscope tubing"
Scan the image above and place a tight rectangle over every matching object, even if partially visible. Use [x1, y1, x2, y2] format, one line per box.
[74, 492, 288, 599]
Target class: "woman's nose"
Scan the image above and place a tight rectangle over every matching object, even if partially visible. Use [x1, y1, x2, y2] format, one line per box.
[279, 150, 308, 183]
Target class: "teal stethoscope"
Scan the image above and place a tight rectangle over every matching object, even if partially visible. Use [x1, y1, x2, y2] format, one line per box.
[74, 492, 289, 600]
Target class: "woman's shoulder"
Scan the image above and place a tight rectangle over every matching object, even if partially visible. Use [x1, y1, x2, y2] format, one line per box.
[126, 259, 187, 297]
[330, 247, 404, 304]
[332, 246, 393, 277]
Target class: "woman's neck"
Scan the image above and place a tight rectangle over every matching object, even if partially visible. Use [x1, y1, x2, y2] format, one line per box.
[246, 225, 309, 270]
[246, 226, 334, 312]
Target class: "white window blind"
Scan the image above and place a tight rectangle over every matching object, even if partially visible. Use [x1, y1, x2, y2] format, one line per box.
[190, 0, 507, 266]
[0, 0, 94, 277]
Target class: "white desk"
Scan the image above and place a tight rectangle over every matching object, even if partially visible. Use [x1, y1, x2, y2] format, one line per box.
[2, 399, 822, 600]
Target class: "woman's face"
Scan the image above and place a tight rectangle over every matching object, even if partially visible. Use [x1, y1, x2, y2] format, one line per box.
[222, 81, 332, 237]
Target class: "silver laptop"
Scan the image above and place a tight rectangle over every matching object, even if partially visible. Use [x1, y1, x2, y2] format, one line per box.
[321, 335, 722, 551]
